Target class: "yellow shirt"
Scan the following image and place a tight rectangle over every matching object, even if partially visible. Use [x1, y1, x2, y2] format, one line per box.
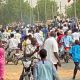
[8, 30, 11, 33]
[22, 40, 27, 48]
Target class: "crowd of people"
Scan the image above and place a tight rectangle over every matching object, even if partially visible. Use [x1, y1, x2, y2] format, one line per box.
[0, 18, 80, 80]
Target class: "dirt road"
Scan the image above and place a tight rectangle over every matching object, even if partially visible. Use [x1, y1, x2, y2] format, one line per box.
[5, 62, 80, 80]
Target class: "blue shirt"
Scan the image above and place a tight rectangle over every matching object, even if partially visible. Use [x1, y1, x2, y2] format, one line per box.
[34, 60, 58, 80]
[42, 28, 48, 38]
[21, 32, 25, 40]
[70, 45, 80, 62]
[62, 35, 73, 47]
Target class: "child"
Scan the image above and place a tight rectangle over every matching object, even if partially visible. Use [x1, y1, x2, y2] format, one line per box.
[33, 49, 59, 80]
[70, 40, 80, 80]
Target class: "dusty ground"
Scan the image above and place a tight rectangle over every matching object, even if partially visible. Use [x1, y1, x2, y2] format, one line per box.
[5, 63, 22, 80]
[5, 62, 80, 80]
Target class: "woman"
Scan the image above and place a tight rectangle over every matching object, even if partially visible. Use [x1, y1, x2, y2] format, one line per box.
[0, 39, 5, 80]
[70, 40, 80, 80]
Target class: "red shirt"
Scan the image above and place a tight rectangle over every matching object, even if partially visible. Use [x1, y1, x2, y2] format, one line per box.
[57, 34, 64, 47]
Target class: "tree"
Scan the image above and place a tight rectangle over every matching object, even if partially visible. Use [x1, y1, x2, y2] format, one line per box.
[66, 0, 80, 18]
[0, 0, 32, 24]
[33, 0, 58, 22]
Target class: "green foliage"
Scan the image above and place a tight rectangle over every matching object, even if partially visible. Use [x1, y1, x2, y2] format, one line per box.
[0, 0, 58, 24]
[0, 0, 31, 24]
[34, 0, 58, 21]
[66, 0, 80, 18]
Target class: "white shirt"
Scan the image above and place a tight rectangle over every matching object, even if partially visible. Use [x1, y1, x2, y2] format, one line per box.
[2, 31, 10, 41]
[26, 27, 29, 35]
[34, 32, 43, 46]
[15, 33, 21, 43]
[44, 37, 59, 64]
[63, 26, 68, 32]
[8, 38, 18, 49]
[26, 44, 38, 58]
[72, 32, 80, 41]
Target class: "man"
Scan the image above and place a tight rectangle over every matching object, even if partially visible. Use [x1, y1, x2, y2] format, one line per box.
[0, 29, 5, 41]
[15, 30, 21, 45]
[34, 29, 43, 48]
[61, 31, 73, 49]
[6, 34, 18, 58]
[61, 30, 73, 62]
[57, 30, 64, 58]
[52, 16, 58, 28]
[15, 30, 21, 49]
[72, 29, 80, 42]
[70, 40, 80, 80]
[44, 31, 61, 69]
[24, 38, 39, 58]
[34, 49, 60, 80]
[2, 30, 10, 42]
[19, 38, 39, 80]
[42, 26, 48, 39]
[57, 30, 64, 48]
[62, 24, 68, 32]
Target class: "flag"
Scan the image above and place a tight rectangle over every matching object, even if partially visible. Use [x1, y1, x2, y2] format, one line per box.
[68, 0, 71, 2]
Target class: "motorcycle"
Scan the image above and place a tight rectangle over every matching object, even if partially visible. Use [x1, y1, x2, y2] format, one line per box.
[6, 48, 20, 65]
[19, 57, 39, 80]
[64, 47, 70, 63]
